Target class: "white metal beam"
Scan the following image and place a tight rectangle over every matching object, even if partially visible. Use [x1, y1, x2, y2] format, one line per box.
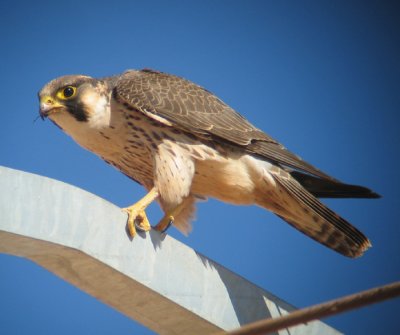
[0, 166, 340, 334]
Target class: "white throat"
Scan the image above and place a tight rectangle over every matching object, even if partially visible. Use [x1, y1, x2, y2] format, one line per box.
[49, 92, 116, 155]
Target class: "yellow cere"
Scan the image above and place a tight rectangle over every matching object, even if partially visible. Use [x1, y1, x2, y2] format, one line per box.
[40, 96, 54, 105]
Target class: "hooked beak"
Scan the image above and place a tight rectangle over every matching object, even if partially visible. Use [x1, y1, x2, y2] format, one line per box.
[39, 96, 63, 120]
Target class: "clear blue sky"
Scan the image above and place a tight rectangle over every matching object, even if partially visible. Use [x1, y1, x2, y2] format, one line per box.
[1, 1, 399, 334]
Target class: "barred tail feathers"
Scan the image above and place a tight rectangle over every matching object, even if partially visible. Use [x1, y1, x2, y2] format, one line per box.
[258, 168, 371, 258]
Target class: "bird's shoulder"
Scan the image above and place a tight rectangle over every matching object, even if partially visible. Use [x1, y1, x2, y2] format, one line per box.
[113, 69, 268, 142]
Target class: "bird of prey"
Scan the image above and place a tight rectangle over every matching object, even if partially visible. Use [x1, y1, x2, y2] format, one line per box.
[39, 69, 379, 258]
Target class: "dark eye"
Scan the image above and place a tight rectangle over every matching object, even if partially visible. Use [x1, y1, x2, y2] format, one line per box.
[57, 86, 77, 100]
[63, 86, 75, 98]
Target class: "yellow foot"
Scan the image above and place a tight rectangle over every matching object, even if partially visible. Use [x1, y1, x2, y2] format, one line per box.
[123, 206, 151, 237]
[154, 215, 174, 233]
[123, 187, 159, 238]
[153, 200, 187, 233]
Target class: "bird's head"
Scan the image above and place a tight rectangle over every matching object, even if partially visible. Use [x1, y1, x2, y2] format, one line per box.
[38, 75, 111, 127]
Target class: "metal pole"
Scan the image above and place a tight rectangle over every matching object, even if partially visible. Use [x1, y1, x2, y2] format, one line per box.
[222, 281, 400, 335]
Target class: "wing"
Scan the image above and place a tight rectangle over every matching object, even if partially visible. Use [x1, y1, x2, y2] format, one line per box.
[113, 69, 341, 181]
[114, 69, 268, 144]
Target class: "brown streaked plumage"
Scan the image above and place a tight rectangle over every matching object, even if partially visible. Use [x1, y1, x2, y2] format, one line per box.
[39, 68, 380, 258]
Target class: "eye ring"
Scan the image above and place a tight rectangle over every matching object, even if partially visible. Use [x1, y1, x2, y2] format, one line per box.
[58, 86, 76, 99]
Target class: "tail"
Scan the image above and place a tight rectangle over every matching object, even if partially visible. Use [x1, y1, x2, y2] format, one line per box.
[261, 168, 371, 258]
[290, 170, 380, 199]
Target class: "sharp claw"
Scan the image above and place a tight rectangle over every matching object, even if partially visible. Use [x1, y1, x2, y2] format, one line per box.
[127, 220, 136, 238]
[122, 187, 159, 238]
[154, 215, 174, 233]
[135, 217, 148, 232]
[161, 217, 174, 233]
[123, 207, 151, 237]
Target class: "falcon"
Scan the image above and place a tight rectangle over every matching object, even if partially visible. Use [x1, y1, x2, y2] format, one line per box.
[38, 69, 379, 258]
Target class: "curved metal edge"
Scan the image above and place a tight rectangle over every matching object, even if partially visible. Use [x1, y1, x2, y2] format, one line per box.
[0, 166, 340, 334]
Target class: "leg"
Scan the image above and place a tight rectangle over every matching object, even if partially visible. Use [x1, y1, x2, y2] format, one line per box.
[153, 201, 187, 233]
[123, 187, 159, 237]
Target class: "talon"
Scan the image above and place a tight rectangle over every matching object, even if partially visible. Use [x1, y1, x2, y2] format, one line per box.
[154, 215, 174, 233]
[123, 207, 137, 238]
[122, 187, 159, 238]
[135, 213, 151, 232]
[163, 216, 174, 233]
[127, 220, 136, 238]
[153, 201, 188, 234]
[123, 207, 151, 237]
